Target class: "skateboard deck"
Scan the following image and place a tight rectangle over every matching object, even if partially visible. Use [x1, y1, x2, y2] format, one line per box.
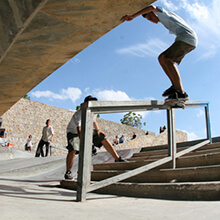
[165, 99, 186, 109]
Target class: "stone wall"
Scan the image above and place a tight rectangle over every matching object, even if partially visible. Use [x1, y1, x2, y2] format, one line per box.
[1, 98, 187, 155]
[1, 98, 153, 155]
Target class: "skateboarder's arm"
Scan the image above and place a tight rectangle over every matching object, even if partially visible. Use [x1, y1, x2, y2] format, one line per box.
[120, 5, 159, 22]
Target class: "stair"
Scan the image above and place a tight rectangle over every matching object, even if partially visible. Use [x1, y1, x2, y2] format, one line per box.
[60, 138, 220, 200]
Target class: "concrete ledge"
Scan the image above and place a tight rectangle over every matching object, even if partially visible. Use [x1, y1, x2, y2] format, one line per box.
[93, 152, 220, 171]
[60, 180, 220, 201]
[91, 165, 220, 183]
[131, 147, 220, 161]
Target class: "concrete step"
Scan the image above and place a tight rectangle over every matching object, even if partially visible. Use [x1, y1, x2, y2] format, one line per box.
[130, 147, 220, 162]
[134, 143, 220, 158]
[91, 165, 220, 183]
[140, 137, 220, 152]
[93, 152, 220, 171]
[60, 180, 220, 201]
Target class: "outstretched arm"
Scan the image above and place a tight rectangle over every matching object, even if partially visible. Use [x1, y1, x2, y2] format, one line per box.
[120, 5, 158, 22]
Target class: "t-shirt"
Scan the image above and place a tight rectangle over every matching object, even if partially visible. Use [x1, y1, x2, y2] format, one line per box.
[67, 109, 97, 134]
[42, 126, 54, 142]
[26, 138, 32, 147]
[154, 7, 198, 47]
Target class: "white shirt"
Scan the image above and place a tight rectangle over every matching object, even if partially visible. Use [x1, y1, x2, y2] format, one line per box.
[42, 126, 54, 142]
[154, 7, 198, 47]
[67, 110, 97, 134]
[26, 138, 32, 147]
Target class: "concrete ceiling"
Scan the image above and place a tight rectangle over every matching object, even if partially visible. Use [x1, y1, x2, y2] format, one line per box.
[0, 0, 156, 116]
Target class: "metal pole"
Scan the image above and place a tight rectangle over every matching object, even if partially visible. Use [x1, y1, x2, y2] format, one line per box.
[171, 109, 176, 169]
[76, 106, 93, 202]
[167, 108, 176, 169]
[167, 109, 172, 157]
[205, 105, 212, 143]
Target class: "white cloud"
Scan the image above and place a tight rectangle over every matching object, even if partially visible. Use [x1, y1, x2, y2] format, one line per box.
[93, 89, 152, 119]
[196, 109, 205, 118]
[94, 89, 131, 101]
[135, 111, 149, 118]
[144, 97, 156, 100]
[70, 57, 80, 64]
[181, 129, 201, 141]
[31, 87, 82, 103]
[116, 38, 168, 58]
[84, 87, 90, 93]
[160, 0, 180, 11]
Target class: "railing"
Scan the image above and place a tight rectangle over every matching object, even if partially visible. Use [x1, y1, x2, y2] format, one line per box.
[76, 100, 211, 202]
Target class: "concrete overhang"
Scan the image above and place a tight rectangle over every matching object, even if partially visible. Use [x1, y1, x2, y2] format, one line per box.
[0, 0, 156, 115]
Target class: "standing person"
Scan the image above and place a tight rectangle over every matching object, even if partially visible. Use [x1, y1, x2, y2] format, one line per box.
[121, 5, 198, 101]
[26, 135, 33, 152]
[64, 95, 127, 180]
[35, 119, 54, 157]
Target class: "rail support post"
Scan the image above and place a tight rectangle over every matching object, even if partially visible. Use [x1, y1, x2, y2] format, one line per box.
[205, 104, 212, 144]
[167, 108, 176, 169]
[76, 105, 93, 202]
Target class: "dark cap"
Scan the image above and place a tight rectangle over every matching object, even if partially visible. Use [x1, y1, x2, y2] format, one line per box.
[84, 95, 98, 103]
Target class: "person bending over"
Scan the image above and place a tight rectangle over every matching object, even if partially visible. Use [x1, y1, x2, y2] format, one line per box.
[64, 95, 127, 180]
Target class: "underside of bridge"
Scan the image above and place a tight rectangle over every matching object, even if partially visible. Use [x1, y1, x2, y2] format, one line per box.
[0, 0, 156, 115]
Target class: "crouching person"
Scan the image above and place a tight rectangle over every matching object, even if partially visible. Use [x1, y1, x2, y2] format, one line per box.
[64, 95, 127, 180]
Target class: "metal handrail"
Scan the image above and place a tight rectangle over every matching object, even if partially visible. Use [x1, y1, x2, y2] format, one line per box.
[76, 100, 211, 201]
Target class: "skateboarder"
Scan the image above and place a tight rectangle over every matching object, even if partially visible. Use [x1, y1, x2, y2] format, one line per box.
[64, 95, 127, 180]
[121, 5, 198, 101]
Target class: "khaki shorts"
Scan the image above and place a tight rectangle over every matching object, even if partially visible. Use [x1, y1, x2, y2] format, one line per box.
[66, 130, 106, 153]
[162, 41, 195, 65]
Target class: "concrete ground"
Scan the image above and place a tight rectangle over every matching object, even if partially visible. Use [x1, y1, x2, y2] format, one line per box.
[1, 147, 220, 220]
[1, 179, 220, 220]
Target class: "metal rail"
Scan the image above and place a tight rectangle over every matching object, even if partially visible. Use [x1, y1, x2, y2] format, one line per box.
[76, 100, 211, 202]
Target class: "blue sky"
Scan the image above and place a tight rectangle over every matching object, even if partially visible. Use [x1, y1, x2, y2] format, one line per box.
[29, 0, 220, 140]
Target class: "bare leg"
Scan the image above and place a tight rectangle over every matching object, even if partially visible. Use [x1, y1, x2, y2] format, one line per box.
[101, 139, 119, 160]
[158, 54, 184, 93]
[66, 150, 77, 172]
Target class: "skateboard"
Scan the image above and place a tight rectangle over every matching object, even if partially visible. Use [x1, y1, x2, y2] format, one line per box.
[165, 99, 186, 110]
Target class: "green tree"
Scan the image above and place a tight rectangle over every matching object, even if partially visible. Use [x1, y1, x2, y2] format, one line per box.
[23, 94, 30, 100]
[120, 112, 146, 129]
[76, 105, 80, 110]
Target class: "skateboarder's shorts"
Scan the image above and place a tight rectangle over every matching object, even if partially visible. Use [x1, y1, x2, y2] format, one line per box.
[66, 130, 106, 153]
[161, 41, 195, 65]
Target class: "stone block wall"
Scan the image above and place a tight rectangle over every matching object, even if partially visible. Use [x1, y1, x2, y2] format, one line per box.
[1, 98, 187, 155]
[1, 98, 154, 155]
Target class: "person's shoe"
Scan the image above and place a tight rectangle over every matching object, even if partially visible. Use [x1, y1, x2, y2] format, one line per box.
[162, 86, 177, 97]
[165, 92, 178, 101]
[115, 156, 128, 162]
[165, 91, 189, 101]
[176, 91, 189, 101]
[92, 145, 97, 156]
[64, 171, 73, 180]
